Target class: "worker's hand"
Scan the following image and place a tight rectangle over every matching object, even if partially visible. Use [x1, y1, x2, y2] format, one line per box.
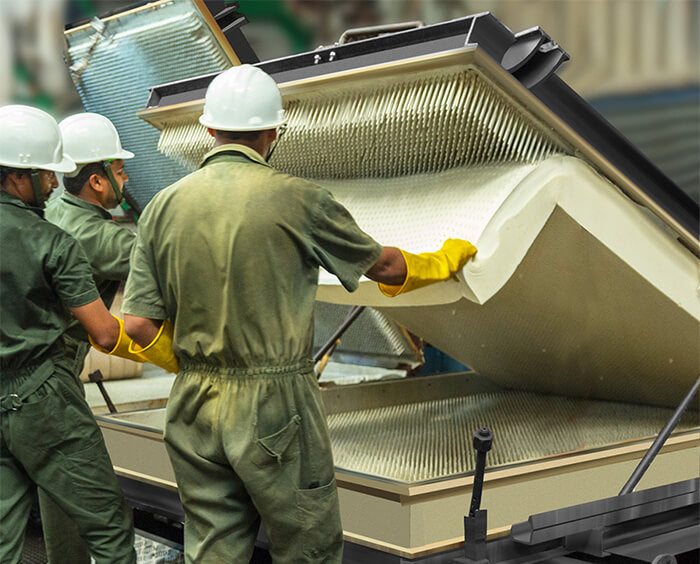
[128, 320, 180, 374]
[89, 315, 146, 363]
[378, 239, 477, 297]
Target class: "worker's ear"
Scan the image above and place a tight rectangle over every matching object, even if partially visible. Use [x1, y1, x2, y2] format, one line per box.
[207, 127, 216, 138]
[88, 172, 107, 193]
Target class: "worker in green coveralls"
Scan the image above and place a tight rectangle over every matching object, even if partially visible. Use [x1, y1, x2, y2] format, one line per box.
[121, 65, 478, 563]
[0, 105, 178, 563]
[0, 104, 137, 564]
[41, 112, 137, 564]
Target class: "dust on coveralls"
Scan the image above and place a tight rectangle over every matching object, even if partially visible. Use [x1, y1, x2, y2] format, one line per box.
[122, 144, 383, 563]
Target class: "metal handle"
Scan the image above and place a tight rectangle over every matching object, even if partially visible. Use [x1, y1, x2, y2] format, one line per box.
[337, 21, 423, 45]
[619, 376, 699, 495]
[469, 427, 493, 516]
[314, 305, 366, 380]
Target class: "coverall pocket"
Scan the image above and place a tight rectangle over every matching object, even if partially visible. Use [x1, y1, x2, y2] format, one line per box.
[251, 414, 301, 468]
[13, 379, 66, 451]
[295, 478, 343, 562]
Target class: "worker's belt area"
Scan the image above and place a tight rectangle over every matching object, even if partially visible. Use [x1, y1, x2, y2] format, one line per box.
[179, 358, 315, 379]
[0, 357, 55, 413]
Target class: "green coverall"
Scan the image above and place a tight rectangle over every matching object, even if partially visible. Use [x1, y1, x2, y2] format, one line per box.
[0, 191, 136, 564]
[39, 191, 135, 563]
[123, 144, 383, 563]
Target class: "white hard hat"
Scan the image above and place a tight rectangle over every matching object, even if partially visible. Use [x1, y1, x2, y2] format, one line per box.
[0, 105, 75, 173]
[199, 64, 286, 131]
[59, 113, 134, 164]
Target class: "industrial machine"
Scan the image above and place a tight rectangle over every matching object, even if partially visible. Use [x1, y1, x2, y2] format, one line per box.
[65, 2, 699, 562]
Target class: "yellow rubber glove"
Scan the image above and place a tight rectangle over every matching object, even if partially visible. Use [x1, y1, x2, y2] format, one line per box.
[379, 239, 477, 297]
[128, 320, 180, 374]
[89, 316, 145, 363]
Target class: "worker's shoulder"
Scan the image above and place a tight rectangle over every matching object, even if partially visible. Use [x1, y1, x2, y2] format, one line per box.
[28, 210, 82, 254]
[45, 197, 102, 231]
[267, 169, 327, 199]
[141, 174, 190, 212]
[43, 194, 67, 218]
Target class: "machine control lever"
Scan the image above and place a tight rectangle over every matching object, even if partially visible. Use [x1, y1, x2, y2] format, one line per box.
[469, 427, 493, 516]
[88, 369, 117, 414]
[454, 426, 493, 564]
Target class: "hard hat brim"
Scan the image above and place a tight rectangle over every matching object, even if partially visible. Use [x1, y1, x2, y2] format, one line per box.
[113, 149, 135, 160]
[198, 115, 287, 131]
[42, 155, 77, 174]
[70, 148, 135, 164]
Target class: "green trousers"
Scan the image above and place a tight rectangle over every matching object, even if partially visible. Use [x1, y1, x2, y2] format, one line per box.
[164, 361, 343, 563]
[0, 356, 135, 564]
[38, 336, 92, 564]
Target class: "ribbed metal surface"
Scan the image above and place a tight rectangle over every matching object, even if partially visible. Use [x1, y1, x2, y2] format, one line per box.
[157, 68, 566, 176]
[64, 0, 232, 211]
[327, 390, 698, 484]
[313, 303, 416, 366]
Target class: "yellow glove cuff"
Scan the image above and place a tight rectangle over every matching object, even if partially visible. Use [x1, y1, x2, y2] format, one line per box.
[378, 248, 411, 297]
[378, 239, 477, 297]
[89, 316, 145, 363]
[128, 320, 180, 374]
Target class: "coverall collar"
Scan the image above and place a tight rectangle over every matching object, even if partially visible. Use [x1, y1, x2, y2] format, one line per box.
[58, 191, 112, 220]
[0, 190, 45, 218]
[200, 144, 272, 169]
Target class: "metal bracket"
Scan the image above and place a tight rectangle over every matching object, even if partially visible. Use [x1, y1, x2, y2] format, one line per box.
[202, 0, 259, 63]
[501, 27, 569, 89]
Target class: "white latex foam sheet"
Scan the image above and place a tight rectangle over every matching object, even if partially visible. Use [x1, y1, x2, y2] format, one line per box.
[314, 156, 699, 406]
[316, 156, 699, 322]
[316, 161, 538, 305]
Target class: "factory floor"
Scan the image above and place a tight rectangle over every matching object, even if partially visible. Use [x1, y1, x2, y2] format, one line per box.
[20, 507, 46, 564]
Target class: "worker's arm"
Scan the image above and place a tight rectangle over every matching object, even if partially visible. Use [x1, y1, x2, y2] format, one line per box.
[124, 314, 180, 374]
[69, 298, 120, 351]
[369, 239, 478, 297]
[124, 314, 160, 348]
[365, 247, 407, 285]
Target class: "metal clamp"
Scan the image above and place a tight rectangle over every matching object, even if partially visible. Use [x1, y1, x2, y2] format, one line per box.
[0, 394, 23, 412]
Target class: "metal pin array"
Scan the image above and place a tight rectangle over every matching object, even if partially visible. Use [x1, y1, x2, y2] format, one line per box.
[327, 390, 695, 483]
[155, 68, 565, 178]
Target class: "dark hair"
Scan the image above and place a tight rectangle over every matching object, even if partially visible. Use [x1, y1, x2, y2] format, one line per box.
[214, 129, 264, 143]
[63, 162, 107, 195]
[0, 166, 27, 186]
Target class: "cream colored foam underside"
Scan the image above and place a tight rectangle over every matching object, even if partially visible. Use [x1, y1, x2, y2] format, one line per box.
[315, 156, 698, 407]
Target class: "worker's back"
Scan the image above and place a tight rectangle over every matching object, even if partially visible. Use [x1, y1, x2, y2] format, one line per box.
[124, 144, 382, 369]
[0, 192, 96, 369]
